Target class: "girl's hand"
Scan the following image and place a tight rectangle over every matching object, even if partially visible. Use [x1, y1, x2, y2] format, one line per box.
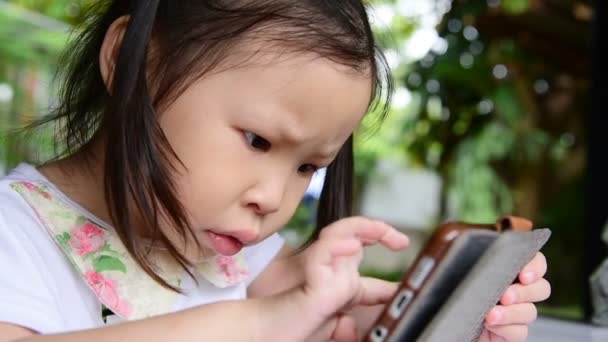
[479, 252, 551, 342]
[297, 217, 409, 341]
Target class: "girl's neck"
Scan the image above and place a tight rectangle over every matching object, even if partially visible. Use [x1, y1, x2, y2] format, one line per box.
[37, 142, 207, 261]
[38, 145, 113, 227]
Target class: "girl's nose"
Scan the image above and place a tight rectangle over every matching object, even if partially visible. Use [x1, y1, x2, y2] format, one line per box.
[243, 174, 288, 216]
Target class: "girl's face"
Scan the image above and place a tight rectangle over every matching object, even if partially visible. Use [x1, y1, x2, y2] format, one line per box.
[159, 53, 372, 259]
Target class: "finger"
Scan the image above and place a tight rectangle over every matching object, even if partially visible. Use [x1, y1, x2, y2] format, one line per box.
[486, 303, 537, 326]
[356, 278, 399, 306]
[348, 304, 386, 339]
[329, 238, 363, 258]
[320, 217, 409, 250]
[500, 279, 551, 305]
[518, 252, 547, 284]
[483, 324, 528, 342]
[304, 237, 364, 295]
[311, 316, 338, 342]
[308, 237, 361, 268]
[478, 329, 506, 342]
[331, 314, 358, 342]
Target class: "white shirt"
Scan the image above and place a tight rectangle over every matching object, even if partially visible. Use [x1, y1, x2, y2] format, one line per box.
[0, 164, 284, 334]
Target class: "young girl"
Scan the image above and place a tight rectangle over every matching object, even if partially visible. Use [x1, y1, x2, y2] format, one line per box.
[0, 1, 550, 341]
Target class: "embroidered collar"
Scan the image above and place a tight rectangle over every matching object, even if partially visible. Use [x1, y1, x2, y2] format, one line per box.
[10, 181, 249, 321]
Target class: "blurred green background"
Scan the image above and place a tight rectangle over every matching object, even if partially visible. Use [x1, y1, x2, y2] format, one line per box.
[0, 0, 596, 323]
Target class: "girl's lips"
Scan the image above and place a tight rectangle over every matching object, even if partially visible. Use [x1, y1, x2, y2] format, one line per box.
[226, 229, 259, 245]
[206, 231, 244, 256]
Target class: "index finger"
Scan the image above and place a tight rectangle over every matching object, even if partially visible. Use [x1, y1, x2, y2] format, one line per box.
[320, 217, 409, 251]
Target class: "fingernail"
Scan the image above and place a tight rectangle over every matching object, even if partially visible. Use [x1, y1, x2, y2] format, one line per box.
[523, 271, 536, 283]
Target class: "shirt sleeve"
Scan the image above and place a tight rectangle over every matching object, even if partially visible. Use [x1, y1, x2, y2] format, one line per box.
[242, 233, 285, 286]
[0, 199, 64, 334]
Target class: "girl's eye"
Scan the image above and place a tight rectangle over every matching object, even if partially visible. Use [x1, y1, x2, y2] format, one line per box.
[244, 131, 271, 152]
[298, 164, 319, 175]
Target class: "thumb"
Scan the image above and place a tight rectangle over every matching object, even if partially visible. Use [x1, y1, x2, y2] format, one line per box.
[332, 314, 358, 342]
[355, 278, 399, 306]
[308, 314, 358, 342]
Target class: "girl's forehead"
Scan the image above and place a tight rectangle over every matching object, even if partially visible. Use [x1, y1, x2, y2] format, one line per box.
[215, 42, 373, 85]
[211, 49, 373, 110]
[162, 38, 375, 119]
[232, 55, 370, 124]
[172, 51, 371, 147]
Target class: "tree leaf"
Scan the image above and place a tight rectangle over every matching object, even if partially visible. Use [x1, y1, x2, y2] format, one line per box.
[93, 255, 127, 273]
[56, 232, 71, 250]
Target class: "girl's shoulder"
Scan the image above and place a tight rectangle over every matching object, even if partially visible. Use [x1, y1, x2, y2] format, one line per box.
[0, 164, 103, 333]
[0, 164, 55, 245]
[0, 163, 92, 290]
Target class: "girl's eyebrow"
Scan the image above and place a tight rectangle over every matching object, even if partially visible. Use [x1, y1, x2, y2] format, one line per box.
[313, 148, 339, 161]
[276, 122, 305, 145]
[275, 118, 336, 160]
[253, 103, 340, 159]
[270, 108, 313, 146]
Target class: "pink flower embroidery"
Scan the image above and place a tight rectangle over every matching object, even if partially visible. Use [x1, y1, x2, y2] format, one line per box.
[215, 255, 249, 285]
[22, 182, 37, 191]
[21, 181, 52, 199]
[85, 271, 132, 318]
[68, 222, 105, 256]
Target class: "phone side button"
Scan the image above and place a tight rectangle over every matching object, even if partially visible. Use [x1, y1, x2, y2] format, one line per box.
[369, 325, 389, 342]
[408, 256, 436, 289]
[389, 289, 414, 319]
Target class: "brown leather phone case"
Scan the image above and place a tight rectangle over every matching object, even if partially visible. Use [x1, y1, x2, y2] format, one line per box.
[365, 216, 548, 342]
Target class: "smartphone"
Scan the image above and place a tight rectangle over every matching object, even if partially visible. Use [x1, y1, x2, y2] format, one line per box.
[366, 216, 533, 342]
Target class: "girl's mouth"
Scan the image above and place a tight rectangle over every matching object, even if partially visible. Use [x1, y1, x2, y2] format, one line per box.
[206, 231, 244, 255]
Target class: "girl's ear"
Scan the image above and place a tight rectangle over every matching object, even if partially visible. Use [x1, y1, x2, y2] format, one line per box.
[99, 16, 130, 92]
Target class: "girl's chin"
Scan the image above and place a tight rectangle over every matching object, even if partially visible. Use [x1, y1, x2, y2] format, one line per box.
[185, 246, 216, 263]
[178, 236, 217, 263]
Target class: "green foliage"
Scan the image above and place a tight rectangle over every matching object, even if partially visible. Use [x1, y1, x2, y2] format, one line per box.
[367, 0, 578, 223]
[0, 1, 75, 65]
[449, 123, 515, 221]
[0, 1, 81, 170]
[6, 0, 94, 25]
[0, 10, 67, 64]
[501, 0, 531, 14]
[358, 0, 588, 319]
[285, 198, 316, 238]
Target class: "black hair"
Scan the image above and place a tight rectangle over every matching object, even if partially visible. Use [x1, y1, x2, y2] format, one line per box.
[36, 0, 392, 291]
